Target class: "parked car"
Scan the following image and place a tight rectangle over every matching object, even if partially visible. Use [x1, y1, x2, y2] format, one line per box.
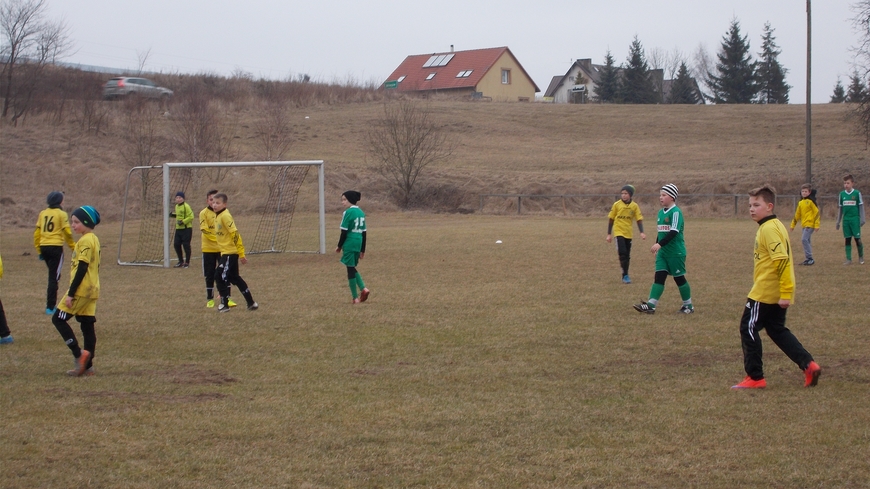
[103, 77, 173, 100]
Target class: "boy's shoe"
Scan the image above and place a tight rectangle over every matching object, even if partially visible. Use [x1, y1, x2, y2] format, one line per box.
[352, 298, 361, 305]
[633, 301, 655, 314]
[804, 361, 821, 387]
[622, 275, 631, 284]
[68, 366, 94, 377]
[806, 259, 815, 266]
[218, 303, 231, 313]
[679, 305, 695, 314]
[174, 262, 185, 268]
[247, 302, 259, 311]
[45, 307, 55, 315]
[731, 376, 766, 389]
[860, 257, 865, 265]
[798, 260, 809, 266]
[228, 299, 238, 308]
[359, 288, 370, 302]
[0, 335, 13, 344]
[844, 260, 852, 265]
[182, 262, 190, 268]
[206, 299, 215, 308]
[69, 351, 91, 377]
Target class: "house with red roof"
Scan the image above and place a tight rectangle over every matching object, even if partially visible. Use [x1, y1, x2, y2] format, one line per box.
[384, 46, 539, 102]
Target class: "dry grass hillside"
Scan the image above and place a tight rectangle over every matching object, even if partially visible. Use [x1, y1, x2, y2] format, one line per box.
[1, 100, 868, 228]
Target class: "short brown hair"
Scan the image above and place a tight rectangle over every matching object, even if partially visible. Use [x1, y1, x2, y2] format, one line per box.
[800, 183, 812, 191]
[213, 193, 228, 203]
[844, 174, 854, 182]
[748, 184, 777, 205]
[206, 189, 219, 197]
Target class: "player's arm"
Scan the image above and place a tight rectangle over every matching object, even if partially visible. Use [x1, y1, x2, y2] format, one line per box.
[606, 219, 614, 242]
[791, 204, 801, 229]
[183, 204, 195, 228]
[336, 228, 348, 252]
[63, 218, 75, 249]
[860, 193, 866, 226]
[636, 219, 646, 239]
[232, 230, 246, 260]
[33, 221, 42, 255]
[199, 211, 209, 234]
[812, 202, 821, 230]
[360, 231, 366, 258]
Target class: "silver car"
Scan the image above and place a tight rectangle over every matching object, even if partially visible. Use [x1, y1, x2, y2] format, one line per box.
[103, 77, 173, 100]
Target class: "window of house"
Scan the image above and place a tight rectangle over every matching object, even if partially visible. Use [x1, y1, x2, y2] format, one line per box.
[397, 75, 406, 82]
[426, 73, 436, 80]
[501, 69, 511, 84]
[456, 70, 473, 78]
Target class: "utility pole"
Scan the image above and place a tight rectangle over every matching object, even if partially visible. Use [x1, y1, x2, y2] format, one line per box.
[806, 0, 813, 183]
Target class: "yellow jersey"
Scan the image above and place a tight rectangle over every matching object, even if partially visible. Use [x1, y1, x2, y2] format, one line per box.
[607, 200, 644, 239]
[791, 198, 820, 230]
[214, 209, 246, 257]
[749, 216, 795, 304]
[69, 232, 101, 299]
[199, 206, 220, 253]
[34, 208, 75, 252]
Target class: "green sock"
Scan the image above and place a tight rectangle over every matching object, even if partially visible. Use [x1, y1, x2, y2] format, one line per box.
[846, 245, 852, 261]
[348, 279, 359, 299]
[678, 282, 692, 305]
[355, 272, 366, 291]
[648, 283, 665, 308]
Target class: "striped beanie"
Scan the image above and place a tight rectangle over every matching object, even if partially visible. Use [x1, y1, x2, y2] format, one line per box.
[661, 184, 679, 201]
[72, 205, 101, 229]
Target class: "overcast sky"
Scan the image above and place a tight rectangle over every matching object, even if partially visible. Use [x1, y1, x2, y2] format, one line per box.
[56, 0, 858, 103]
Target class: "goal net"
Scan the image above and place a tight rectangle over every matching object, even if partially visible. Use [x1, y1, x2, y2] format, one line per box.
[118, 161, 325, 267]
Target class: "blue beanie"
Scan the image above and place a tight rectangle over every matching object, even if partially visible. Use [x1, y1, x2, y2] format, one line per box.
[72, 206, 101, 229]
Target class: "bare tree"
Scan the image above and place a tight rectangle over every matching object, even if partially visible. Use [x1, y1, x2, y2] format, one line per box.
[851, 1, 870, 143]
[170, 88, 238, 184]
[254, 96, 293, 161]
[647, 46, 666, 71]
[366, 100, 454, 208]
[692, 42, 714, 100]
[136, 47, 151, 75]
[1, 0, 72, 122]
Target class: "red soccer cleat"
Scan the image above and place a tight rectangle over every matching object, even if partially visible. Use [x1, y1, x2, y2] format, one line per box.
[359, 288, 370, 303]
[731, 376, 767, 389]
[804, 361, 821, 387]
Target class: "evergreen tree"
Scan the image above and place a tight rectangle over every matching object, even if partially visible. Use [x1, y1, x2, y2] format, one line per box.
[593, 50, 621, 103]
[756, 22, 790, 104]
[708, 19, 759, 103]
[847, 72, 867, 103]
[668, 62, 701, 104]
[620, 36, 659, 104]
[830, 78, 846, 103]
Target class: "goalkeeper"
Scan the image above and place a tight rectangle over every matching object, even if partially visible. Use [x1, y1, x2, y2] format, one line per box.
[169, 191, 194, 268]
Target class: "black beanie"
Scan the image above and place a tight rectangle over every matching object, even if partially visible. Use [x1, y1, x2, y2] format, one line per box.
[71, 206, 101, 229]
[342, 190, 361, 205]
[621, 185, 635, 197]
[176, 191, 185, 199]
[47, 191, 64, 208]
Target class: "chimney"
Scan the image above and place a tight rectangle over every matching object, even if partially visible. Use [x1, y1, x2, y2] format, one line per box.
[450, 45, 454, 52]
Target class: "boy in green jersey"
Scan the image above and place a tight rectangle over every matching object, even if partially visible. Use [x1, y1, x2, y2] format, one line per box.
[605, 184, 646, 284]
[336, 191, 370, 304]
[633, 184, 694, 314]
[732, 185, 820, 389]
[34, 191, 76, 314]
[835, 174, 865, 265]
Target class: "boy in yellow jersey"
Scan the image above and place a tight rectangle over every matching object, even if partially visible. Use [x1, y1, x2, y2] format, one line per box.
[732, 185, 820, 389]
[34, 191, 75, 314]
[199, 190, 235, 308]
[51, 206, 101, 377]
[790, 183, 820, 266]
[212, 193, 258, 312]
[606, 184, 646, 284]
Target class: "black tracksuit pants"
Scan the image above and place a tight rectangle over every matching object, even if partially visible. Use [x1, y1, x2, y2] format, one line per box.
[739, 298, 814, 380]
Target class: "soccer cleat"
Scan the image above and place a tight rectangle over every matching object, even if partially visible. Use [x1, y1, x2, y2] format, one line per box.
[174, 262, 185, 268]
[633, 301, 655, 314]
[228, 299, 238, 308]
[182, 262, 190, 268]
[622, 275, 632, 284]
[806, 259, 815, 266]
[247, 302, 259, 311]
[679, 305, 695, 314]
[45, 308, 55, 315]
[352, 298, 361, 305]
[843, 260, 852, 266]
[359, 288, 370, 302]
[0, 335, 13, 345]
[68, 366, 94, 377]
[218, 303, 231, 313]
[798, 260, 809, 266]
[860, 257, 865, 265]
[69, 350, 91, 377]
[731, 376, 766, 389]
[206, 299, 215, 308]
[804, 361, 821, 387]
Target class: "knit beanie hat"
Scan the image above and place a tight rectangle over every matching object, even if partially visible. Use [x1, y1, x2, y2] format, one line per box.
[72, 206, 100, 229]
[621, 185, 635, 197]
[342, 190, 361, 205]
[175, 191, 185, 199]
[661, 184, 679, 201]
[46, 191, 64, 208]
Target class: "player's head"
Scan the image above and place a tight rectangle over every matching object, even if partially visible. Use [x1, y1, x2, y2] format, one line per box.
[46, 191, 64, 208]
[71, 205, 101, 231]
[342, 190, 361, 206]
[175, 191, 186, 203]
[748, 185, 776, 222]
[206, 189, 218, 206]
[620, 185, 635, 203]
[212, 193, 228, 211]
[800, 183, 812, 198]
[843, 174, 854, 190]
[659, 184, 678, 207]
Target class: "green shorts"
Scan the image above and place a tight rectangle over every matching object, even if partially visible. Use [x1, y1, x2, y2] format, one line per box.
[655, 253, 687, 277]
[340, 250, 360, 267]
[842, 219, 861, 239]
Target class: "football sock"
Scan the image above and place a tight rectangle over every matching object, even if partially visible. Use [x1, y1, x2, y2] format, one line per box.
[649, 283, 665, 304]
[348, 279, 359, 299]
[859, 244, 864, 258]
[355, 272, 366, 291]
[206, 287, 214, 300]
[845, 245, 852, 261]
[678, 282, 692, 303]
[241, 289, 254, 305]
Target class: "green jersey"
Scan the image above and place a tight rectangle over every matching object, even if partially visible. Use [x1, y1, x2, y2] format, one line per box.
[339, 206, 366, 252]
[839, 189, 863, 222]
[656, 205, 686, 256]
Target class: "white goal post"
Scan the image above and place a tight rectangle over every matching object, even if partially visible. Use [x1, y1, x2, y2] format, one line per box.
[118, 160, 326, 267]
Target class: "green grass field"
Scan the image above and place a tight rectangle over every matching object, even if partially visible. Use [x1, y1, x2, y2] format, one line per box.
[1, 213, 869, 488]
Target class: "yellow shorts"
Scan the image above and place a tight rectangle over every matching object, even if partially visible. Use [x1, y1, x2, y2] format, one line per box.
[57, 296, 97, 317]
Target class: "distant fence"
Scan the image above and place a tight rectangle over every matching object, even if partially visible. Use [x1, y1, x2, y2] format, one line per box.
[479, 193, 841, 218]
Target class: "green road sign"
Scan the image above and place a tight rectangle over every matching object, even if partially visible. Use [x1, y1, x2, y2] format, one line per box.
[384, 80, 398, 89]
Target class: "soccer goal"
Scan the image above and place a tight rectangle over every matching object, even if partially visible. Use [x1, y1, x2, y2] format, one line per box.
[118, 160, 326, 267]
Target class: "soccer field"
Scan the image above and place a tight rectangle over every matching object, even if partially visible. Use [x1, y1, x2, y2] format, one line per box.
[1, 213, 868, 487]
